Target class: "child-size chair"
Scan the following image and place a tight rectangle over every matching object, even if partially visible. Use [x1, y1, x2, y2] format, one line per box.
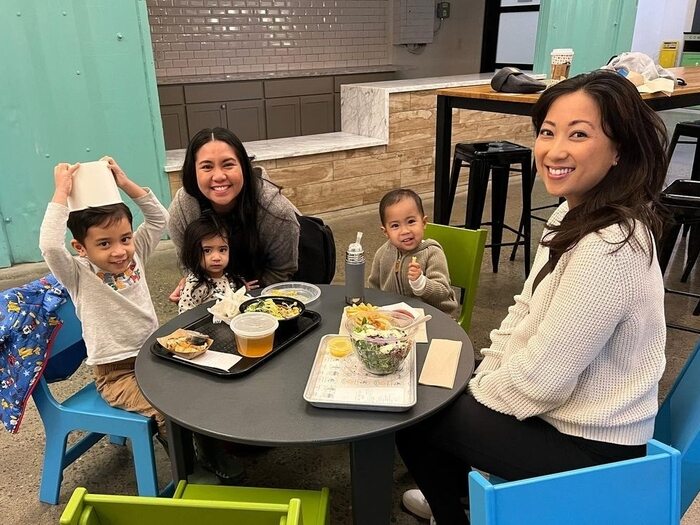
[173, 481, 331, 525]
[468, 439, 680, 525]
[466, 339, 700, 524]
[655, 338, 700, 516]
[60, 484, 302, 525]
[424, 223, 487, 333]
[32, 298, 166, 504]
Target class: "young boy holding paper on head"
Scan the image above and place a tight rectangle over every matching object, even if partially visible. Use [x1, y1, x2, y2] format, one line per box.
[368, 189, 459, 318]
[39, 157, 169, 439]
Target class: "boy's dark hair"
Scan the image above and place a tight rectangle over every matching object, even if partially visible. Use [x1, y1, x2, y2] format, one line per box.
[67, 203, 133, 244]
[181, 213, 244, 295]
[379, 189, 425, 224]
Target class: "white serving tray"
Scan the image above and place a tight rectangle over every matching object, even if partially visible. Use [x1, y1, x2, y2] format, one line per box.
[303, 334, 417, 412]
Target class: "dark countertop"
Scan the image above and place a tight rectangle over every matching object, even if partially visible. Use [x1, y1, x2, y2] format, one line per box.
[157, 64, 398, 85]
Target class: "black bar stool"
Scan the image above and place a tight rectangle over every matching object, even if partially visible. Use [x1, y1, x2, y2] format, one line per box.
[509, 166, 563, 262]
[657, 179, 700, 333]
[446, 141, 532, 276]
[668, 121, 700, 182]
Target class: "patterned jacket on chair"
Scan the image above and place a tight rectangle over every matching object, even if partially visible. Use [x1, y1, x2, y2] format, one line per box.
[0, 275, 65, 433]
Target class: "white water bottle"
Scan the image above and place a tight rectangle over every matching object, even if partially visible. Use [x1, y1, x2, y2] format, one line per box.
[345, 232, 365, 305]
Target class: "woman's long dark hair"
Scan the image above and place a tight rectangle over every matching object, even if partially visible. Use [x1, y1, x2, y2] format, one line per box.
[532, 70, 669, 263]
[182, 127, 265, 280]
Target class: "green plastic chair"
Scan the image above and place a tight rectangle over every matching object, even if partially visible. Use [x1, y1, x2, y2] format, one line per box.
[60, 484, 303, 525]
[174, 481, 331, 525]
[424, 223, 487, 333]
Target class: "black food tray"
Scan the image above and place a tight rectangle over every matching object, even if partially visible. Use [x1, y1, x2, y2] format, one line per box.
[151, 310, 321, 377]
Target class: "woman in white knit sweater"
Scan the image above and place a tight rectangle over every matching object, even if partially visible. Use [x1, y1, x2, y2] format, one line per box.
[397, 70, 669, 524]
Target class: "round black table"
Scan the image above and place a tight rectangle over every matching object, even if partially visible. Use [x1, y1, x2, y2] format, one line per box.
[136, 285, 474, 525]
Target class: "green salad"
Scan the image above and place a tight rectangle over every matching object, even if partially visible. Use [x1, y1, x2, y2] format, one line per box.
[350, 322, 412, 375]
[245, 298, 301, 319]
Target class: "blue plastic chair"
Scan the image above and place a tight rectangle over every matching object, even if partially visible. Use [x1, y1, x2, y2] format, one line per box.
[468, 440, 680, 525]
[32, 298, 164, 504]
[655, 339, 700, 515]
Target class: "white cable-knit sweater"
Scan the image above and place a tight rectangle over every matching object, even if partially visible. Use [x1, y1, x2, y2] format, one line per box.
[469, 202, 666, 446]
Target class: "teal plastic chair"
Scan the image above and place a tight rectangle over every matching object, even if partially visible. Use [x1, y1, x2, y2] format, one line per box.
[424, 223, 487, 332]
[465, 340, 700, 524]
[655, 338, 700, 516]
[174, 481, 331, 525]
[32, 298, 165, 504]
[60, 483, 302, 525]
[468, 439, 680, 525]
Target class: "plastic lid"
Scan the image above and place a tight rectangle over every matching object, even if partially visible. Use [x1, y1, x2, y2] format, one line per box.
[348, 231, 364, 254]
[230, 312, 279, 338]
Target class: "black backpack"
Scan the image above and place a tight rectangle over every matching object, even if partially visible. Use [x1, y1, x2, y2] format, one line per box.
[293, 215, 336, 284]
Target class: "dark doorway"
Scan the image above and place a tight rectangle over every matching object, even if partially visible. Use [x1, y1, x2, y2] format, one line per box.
[481, 1, 541, 73]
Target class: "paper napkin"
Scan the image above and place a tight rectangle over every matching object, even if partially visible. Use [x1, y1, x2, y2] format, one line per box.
[418, 339, 462, 389]
[172, 350, 242, 371]
[338, 302, 429, 343]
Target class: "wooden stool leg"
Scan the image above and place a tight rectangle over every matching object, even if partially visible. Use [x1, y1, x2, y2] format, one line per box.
[489, 166, 509, 273]
[465, 159, 489, 230]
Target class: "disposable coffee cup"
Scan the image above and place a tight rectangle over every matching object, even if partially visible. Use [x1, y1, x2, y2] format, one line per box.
[67, 160, 123, 211]
[550, 48, 574, 80]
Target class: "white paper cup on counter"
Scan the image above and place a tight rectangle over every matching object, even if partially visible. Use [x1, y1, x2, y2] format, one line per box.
[550, 48, 574, 80]
[67, 160, 122, 211]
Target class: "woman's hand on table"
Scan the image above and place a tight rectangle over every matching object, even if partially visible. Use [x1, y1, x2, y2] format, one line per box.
[169, 277, 186, 303]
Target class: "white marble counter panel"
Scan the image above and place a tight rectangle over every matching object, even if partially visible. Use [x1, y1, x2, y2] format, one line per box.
[341, 72, 545, 142]
[164, 132, 385, 173]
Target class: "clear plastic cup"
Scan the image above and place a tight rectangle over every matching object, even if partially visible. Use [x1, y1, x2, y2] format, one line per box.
[230, 312, 279, 358]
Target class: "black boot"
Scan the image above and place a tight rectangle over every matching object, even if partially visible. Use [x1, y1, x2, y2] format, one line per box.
[193, 433, 245, 485]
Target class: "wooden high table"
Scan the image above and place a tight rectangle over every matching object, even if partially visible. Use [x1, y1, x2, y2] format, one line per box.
[433, 67, 700, 225]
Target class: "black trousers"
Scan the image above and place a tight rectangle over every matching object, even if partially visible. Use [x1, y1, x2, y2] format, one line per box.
[395, 393, 645, 524]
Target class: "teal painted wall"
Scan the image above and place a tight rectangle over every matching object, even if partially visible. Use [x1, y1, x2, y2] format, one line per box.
[0, 1, 168, 268]
[533, 0, 638, 77]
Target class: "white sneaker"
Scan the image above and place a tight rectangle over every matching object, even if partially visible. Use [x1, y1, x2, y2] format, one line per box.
[402, 488, 432, 520]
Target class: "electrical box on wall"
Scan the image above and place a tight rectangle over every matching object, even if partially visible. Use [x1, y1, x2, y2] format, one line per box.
[393, 0, 434, 44]
[436, 2, 450, 19]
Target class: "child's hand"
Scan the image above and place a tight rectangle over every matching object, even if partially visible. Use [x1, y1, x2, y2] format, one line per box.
[101, 156, 129, 189]
[52, 162, 79, 204]
[407, 256, 422, 282]
[101, 155, 146, 199]
[244, 279, 260, 291]
[169, 277, 186, 303]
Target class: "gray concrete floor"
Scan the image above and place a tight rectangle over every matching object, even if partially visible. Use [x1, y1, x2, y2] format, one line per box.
[2, 109, 700, 523]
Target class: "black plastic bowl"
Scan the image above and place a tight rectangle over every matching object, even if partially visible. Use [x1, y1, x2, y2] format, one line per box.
[239, 295, 305, 329]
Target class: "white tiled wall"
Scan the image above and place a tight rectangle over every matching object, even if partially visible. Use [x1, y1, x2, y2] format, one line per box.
[147, 0, 391, 79]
